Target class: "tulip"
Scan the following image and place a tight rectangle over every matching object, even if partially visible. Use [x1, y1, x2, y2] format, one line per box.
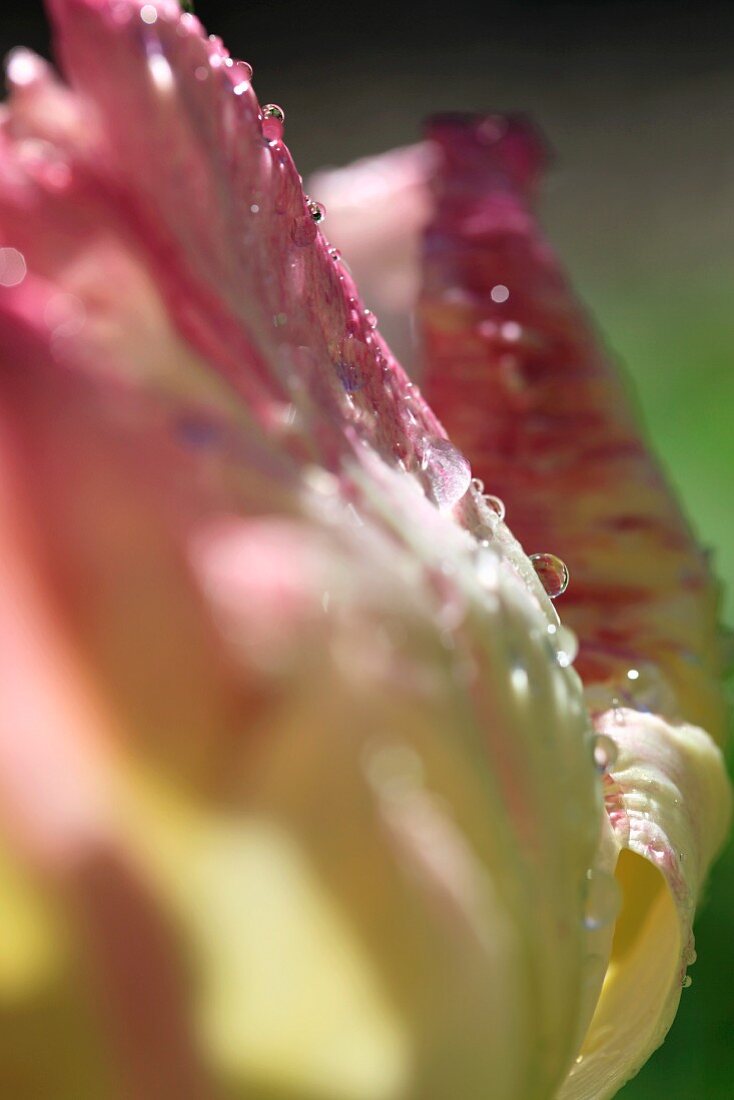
[0, 2, 728, 1098]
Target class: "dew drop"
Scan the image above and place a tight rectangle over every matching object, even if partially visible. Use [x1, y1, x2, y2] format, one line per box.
[552, 624, 579, 668]
[612, 698, 626, 725]
[420, 437, 472, 510]
[262, 103, 285, 141]
[307, 198, 326, 223]
[530, 552, 569, 598]
[364, 308, 378, 329]
[232, 60, 253, 94]
[328, 246, 341, 261]
[471, 476, 485, 494]
[484, 494, 506, 521]
[682, 974, 693, 989]
[583, 868, 621, 931]
[592, 733, 618, 772]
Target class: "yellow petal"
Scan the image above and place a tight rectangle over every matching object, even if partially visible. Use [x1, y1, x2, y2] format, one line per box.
[559, 710, 731, 1098]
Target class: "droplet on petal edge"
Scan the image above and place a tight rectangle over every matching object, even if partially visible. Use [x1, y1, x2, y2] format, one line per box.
[420, 438, 472, 510]
[529, 552, 569, 599]
[549, 624, 578, 668]
[484, 494, 506, 521]
[261, 103, 285, 141]
[306, 198, 326, 224]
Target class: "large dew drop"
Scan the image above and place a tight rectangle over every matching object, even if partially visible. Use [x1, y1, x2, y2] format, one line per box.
[530, 552, 569, 599]
[421, 437, 472, 510]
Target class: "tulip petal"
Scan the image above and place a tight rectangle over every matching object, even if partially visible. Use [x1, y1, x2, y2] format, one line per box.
[412, 113, 730, 1093]
[0, 5, 608, 1098]
[560, 710, 729, 1099]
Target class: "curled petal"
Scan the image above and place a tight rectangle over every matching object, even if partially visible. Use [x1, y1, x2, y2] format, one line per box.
[561, 710, 730, 1098]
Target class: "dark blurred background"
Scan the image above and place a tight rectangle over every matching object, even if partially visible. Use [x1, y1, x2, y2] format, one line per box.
[3, 2, 733, 1095]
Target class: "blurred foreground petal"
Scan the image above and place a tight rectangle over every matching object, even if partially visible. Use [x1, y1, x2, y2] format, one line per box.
[0, 4, 608, 1098]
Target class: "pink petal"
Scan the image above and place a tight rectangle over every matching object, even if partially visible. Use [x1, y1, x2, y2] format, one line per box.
[0, 6, 607, 1096]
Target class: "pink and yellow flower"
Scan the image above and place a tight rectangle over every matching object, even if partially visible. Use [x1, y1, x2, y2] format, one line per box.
[0, 3, 729, 1097]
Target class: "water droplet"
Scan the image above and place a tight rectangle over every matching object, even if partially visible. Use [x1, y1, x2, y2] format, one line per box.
[140, 4, 158, 24]
[593, 733, 618, 772]
[490, 283, 510, 303]
[530, 552, 569, 598]
[612, 698, 626, 725]
[484, 494, 506, 521]
[682, 974, 693, 989]
[232, 60, 253, 94]
[272, 311, 287, 327]
[583, 868, 621, 931]
[471, 477, 485, 494]
[420, 438, 472, 510]
[328, 246, 341, 261]
[552, 624, 578, 668]
[307, 198, 326, 223]
[0, 247, 27, 288]
[363, 308, 378, 329]
[262, 103, 285, 141]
